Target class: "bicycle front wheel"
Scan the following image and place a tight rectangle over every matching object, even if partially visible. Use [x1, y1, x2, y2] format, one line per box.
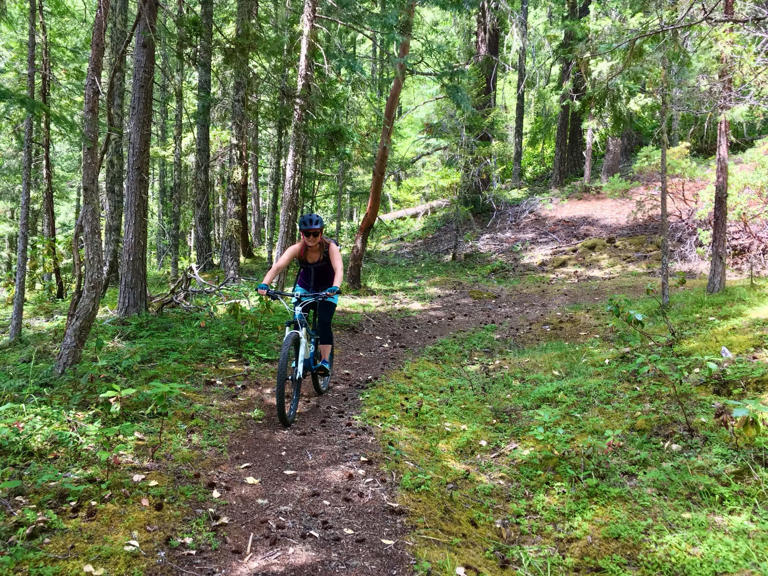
[276, 331, 302, 427]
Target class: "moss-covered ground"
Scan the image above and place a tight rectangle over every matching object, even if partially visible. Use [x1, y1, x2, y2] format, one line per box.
[362, 280, 768, 575]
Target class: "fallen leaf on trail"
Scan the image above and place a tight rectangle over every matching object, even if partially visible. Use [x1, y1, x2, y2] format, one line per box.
[385, 501, 399, 508]
[381, 539, 395, 545]
[212, 516, 230, 527]
[140, 498, 149, 507]
[148, 480, 159, 487]
[343, 528, 354, 534]
[244, 477, 260, 485]
[181, 550, 197, 556]
[132, 474, 145, 483]
[479, 440, 488, 447]
[456, 568, 467, 576]
[134, 432, 146, 440]
[309, 530, 320, 539]
[83, 565, 105, 575]
[239, 463, 252, 469]
[212, 489, 221, 498]
[256, 499, 269, 505]
[322, 500, 330, 505]
[181, 537, 193, 545]
[283, 470, 297, 475]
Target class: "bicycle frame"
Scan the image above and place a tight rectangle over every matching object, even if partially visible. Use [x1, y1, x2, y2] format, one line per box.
[269, 290, 329, 380]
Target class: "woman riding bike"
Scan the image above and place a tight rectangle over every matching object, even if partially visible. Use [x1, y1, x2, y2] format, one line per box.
[258, 213, 343, 375]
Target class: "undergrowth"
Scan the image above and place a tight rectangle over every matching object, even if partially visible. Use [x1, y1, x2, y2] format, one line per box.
[362, 280, 768, 575]
[0, 270, 286, 574]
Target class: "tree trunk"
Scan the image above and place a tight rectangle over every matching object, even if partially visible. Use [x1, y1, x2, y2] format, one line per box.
[336, 159, 344, 241]
[347, 1, 416, 289]
[38, 0, 64, 299]
[8, 0, 36, 343]
[266, 116, 285, 267]
[551, 63, 572, 188]
[249, 0, 262, 249]
[464, 0, 499, 200]
[194, 0, 214, 271]
[103, 0, 127, 293]
[660, 59, 670, 306]
[565, 64, 585, 178]
[265, 0, 291, 267]
[118, 0, 158, 317]
[55, 0, 109, 373]
[601, 136, 621, 182]
[550, 0, 590, 188]
[275, 0, 318, 278]
[170, 0, 184, 280]
[250, 98, 262, 248]
[583, 110, 594, 186]
[156, 17, 169, 270]
[707, 0, 733, 294]
[222, 0, 251, 276]
[511, 0, 528, 186]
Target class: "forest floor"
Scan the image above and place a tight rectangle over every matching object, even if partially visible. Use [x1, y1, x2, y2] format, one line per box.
[170, 192, 671, 575]
[4, 185, 767, 576]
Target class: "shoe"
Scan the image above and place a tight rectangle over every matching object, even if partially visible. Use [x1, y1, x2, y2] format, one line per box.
[316, 360, 330, 376]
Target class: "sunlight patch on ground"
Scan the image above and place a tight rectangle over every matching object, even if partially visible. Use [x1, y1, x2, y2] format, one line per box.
[344, 293, 427, 312]
[235, 543, 321, 574]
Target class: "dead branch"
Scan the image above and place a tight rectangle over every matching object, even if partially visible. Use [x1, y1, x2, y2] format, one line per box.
[150, 265, 237, 313]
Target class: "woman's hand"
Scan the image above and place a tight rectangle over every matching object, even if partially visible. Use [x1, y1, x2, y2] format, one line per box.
[258, 283, 269, 296]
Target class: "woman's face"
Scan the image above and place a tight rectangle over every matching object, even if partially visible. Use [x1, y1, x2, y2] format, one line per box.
[301, 229, 323, 248]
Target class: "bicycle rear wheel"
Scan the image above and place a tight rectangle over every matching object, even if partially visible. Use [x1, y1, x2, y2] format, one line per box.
[276, 332, 302, 427]
[311, 344, 332, 395]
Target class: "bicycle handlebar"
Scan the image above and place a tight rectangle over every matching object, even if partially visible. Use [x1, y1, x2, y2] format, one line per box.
[265, 289, 341, 300]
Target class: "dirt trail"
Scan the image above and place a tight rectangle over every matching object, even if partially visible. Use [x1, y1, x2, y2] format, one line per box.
[169, 276, 642, 576]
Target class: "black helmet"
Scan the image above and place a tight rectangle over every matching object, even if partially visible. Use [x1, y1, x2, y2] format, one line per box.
[299, 213, 324, 230]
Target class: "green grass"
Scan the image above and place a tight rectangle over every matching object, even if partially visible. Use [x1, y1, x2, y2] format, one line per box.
[362, 280, 768, 575]
[0, 269, 288, 574]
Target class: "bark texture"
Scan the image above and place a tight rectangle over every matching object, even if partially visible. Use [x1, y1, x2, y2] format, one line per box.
[707, 0, 734, 294]
[347, 1, 416, 289]
[464, 0, 499, 199]
[9, 0, 37, 342]
[601, 136, 621, 182]
[221, 0, 252, 276]
[118, 0, 158, 317]
[39, 0, 65, 299]
[156, 21, 170, 270]
[194, 0, 214, 271]
[660, 62, 670, 306]
[511, 0, 528, 186]
[275, 0, 317, 271]
[56, 0, 109, 373]
[103, 0, 127, 292]
[170, 0, 184, 280]
[550, 0, 590, 188]
[265, 0, 291, 266]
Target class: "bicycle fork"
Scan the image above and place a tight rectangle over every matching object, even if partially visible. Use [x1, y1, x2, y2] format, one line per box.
[285, 327, 311, 379]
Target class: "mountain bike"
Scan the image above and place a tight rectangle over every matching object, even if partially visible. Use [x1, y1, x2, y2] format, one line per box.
[265, 289, 335, 427]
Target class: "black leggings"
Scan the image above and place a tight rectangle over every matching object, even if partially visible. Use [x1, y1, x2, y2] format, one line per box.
[310, 301, 336, 346]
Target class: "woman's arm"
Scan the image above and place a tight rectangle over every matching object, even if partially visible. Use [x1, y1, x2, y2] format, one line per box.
[259, 243, 299, 293]
[329, 242, 344, 288]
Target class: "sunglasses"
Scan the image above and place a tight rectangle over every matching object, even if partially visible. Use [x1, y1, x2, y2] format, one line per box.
[302, 230, 322, 238]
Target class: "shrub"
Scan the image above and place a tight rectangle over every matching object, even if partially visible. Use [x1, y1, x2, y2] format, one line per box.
[633, 142, 698, 179]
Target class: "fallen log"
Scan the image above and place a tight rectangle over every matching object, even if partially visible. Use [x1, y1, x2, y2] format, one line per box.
[380, 199, 449, 221]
